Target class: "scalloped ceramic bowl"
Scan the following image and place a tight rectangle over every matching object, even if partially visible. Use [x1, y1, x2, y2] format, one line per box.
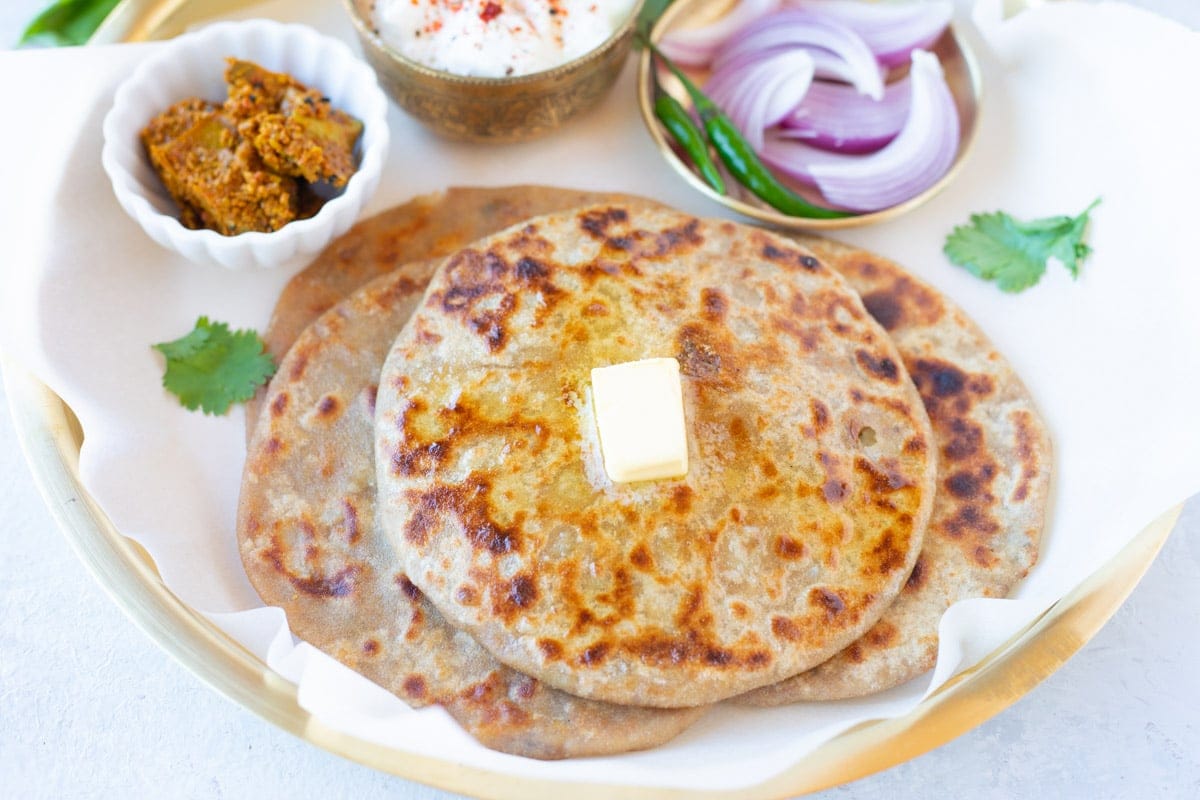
[101, 19, 390, 270]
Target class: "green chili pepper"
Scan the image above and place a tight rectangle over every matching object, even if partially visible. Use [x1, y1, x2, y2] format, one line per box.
[655, 92, 726, 195]
[644, 38, 851, 220]
[635, 0, 675, 46]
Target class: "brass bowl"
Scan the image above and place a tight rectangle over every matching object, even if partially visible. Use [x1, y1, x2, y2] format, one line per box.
[637, 0, 982, 230]
[343, 0, 643, 142]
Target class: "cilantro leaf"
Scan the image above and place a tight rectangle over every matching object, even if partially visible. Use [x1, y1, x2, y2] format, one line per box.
[19, 0, 120, 47]
[943, 198, 1101, 293]
[153, 317, 276, 415]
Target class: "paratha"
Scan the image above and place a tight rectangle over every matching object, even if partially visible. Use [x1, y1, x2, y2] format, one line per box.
[237, 263, 704, 759]
[246, 186, 636, 431]
[374, 204, 937, 708]
[739, 238, 1052, 703]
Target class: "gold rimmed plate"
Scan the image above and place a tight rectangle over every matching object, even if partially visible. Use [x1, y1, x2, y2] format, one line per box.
[6, 355, 1182, 798]
[637, 0, 982, 230]
[2, 0, 1184, 796]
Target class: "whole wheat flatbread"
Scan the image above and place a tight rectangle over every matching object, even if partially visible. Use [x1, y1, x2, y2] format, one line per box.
[243, 187, 1050, 716]
[738, 237, 1052, 703]
[373, 204, 937, 708]
[237, 264, 705, 759]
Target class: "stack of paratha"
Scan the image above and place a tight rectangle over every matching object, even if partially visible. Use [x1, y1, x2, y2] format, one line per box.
[237, 186, 1050, 758]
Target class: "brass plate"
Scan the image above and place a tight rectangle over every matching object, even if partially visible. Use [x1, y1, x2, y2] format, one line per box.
[6, 356, 1182, 797]
[636, 0, 982, 230]
[5, 0, 1183, 796]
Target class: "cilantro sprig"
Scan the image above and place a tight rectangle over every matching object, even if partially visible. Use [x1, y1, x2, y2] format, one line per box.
[19, 0, 120, 47]
[153, 317, 276, 415]
[943, 199, 1101, 293]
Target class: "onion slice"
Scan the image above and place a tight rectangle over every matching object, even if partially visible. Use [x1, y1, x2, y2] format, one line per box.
[659, 0, 782, 67]
[712, 10, 884, 100]
[760, 50, 959, 211]
[787, 0, 953, 67]
[780, 77, 910, 153]
[706, 50, 816, 150]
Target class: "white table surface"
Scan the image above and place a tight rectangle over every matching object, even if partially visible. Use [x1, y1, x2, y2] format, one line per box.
[2, 2, 1197, 798]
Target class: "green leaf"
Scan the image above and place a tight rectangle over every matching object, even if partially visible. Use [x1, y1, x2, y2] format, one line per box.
[943, 198, 1101, 293]
[19, 0, 121, 47]
[152, 317, 276, 416]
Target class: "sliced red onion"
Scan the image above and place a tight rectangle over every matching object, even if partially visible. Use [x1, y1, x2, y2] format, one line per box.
[708, 42, 873, 99]
[759, 133, 820, 184]
[760, 50, 959, 212]
[787, 0, 953, 67]
[706, 50, 815, 150]
[780, 77, 910, 153]
[659, 0, 782, 67]
[712, 9, 884, 100]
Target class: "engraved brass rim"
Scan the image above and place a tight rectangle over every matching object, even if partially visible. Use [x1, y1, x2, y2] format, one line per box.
[6, 0, 1179, 796]
[635, 0, 983, 230]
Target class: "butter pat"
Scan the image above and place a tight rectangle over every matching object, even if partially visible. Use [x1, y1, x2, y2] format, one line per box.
[591, 358, 689, 483]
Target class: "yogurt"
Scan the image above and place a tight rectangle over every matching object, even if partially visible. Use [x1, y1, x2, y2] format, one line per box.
[374, 0, 638, 78]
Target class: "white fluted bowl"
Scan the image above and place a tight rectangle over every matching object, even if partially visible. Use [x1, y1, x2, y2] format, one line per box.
[101, 19, 390, 270]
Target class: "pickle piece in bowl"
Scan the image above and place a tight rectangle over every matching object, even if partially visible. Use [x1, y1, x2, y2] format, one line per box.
[139, 58, 362, 236]
[142, 105, 301, 235]
[224, 59, 363, 188]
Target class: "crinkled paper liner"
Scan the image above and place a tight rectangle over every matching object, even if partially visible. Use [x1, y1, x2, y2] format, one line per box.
[2, 0, 1197, 790]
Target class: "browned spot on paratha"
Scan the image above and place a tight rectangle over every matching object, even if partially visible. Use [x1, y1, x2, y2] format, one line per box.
[774, 535, 807, 560]
[316, 394, 340, 419]
[396, 574, 422, 600]
[856, 348, 901, 382]
[402, 477, 520, 555]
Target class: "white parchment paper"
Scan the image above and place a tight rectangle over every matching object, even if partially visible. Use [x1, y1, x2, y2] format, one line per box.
[1, 0, 1197, 790]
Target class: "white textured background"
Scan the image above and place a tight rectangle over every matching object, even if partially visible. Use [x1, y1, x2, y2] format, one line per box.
[1, 2, 1197, 798]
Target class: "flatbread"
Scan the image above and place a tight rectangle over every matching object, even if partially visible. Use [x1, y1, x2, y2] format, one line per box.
[246, 186, 634, 432]
[237, 264, 705, 759]
[374, 204, 937, 708]
[738, 237, 1052, 703]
